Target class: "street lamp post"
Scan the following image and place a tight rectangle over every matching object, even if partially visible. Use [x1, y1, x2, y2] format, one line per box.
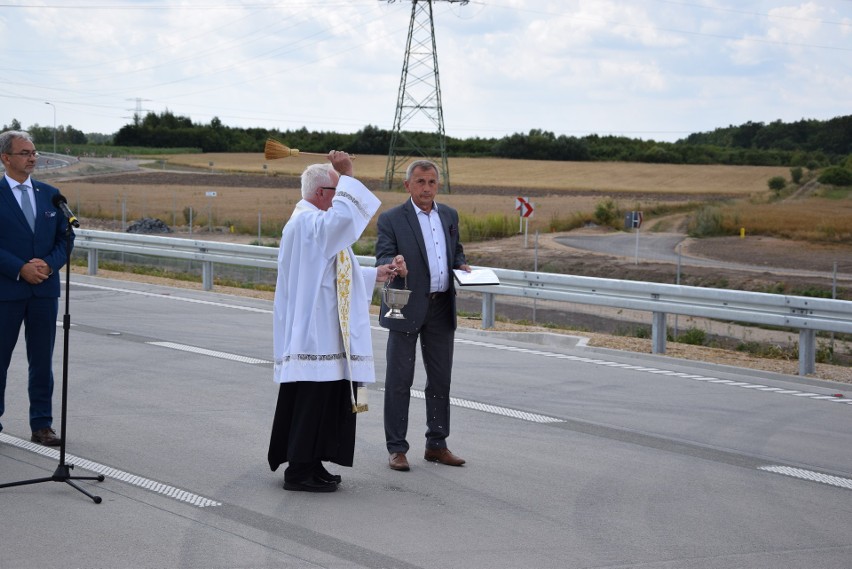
[44, 101, 56, 154]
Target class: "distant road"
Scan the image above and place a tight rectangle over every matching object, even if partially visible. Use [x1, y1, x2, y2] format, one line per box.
[555, 232, 851, 280]
[37, 153, 76, 169]
[557, 232, 698, 264]
[0, 152, 76, 173]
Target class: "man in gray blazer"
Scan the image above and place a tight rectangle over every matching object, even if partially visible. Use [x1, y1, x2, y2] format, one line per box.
[376, 160, 471, 472]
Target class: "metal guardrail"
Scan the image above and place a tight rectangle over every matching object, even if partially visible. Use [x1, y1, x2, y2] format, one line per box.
[76, 229, 293, 291]
[73, 229, 852, 376]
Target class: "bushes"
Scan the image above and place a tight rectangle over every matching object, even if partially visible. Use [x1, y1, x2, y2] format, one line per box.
[593, 198, 620, 227]
[687, 206, 726, 237]
[676, 327, 707, 346]
[790, 166, 803, 184]
[548, 212, 590, 232]
[817, 166, 852, 186]
[459, 213, 515, 242]
[768, 176, 786, 193]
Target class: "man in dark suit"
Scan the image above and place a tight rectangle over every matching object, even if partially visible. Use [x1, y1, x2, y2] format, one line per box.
[0, 130, 73, 446]
[376, 160, 471, 471]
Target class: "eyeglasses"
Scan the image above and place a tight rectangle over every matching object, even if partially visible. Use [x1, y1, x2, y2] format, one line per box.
[5, 151, 39, 158]
[320, 186, 336, 191]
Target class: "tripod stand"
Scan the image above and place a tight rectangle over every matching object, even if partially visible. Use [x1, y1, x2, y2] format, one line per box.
[0, 221, 104, 503]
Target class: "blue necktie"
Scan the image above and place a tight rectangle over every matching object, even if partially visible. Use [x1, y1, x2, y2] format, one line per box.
[18, 185, 36, 232]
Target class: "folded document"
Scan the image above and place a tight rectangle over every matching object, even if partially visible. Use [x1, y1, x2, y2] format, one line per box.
[453, 268, 500, 286]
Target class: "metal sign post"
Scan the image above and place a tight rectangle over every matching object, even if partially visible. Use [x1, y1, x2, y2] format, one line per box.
[515, 196, 534, 247]
[634, 223, 640, 265]
[206, 191, 217, 233]
[624, 210, 643, 264]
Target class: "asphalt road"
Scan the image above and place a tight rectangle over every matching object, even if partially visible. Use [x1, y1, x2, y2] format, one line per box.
[1, 275, 851, 569]
[557, 232, 694, 266]
[555, 232, 851, 280]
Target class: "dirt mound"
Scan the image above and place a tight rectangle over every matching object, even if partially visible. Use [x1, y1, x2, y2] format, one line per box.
[683, 236, 850, 274]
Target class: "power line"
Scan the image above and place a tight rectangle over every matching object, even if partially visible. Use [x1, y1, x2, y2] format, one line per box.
[383, 0, 469, 192]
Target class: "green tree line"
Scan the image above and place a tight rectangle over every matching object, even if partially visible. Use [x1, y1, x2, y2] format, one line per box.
[4, 112, 850, 168]
[2, 118, 88, 148]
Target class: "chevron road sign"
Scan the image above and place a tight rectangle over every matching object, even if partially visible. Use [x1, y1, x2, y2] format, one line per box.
[515, 196, 534, 218]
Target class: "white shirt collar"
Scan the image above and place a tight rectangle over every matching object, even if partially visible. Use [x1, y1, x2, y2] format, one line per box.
[5, 174, 32, 190]
[410, 197, 439, 214]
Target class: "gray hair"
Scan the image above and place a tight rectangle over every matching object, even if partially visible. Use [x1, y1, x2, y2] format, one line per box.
[0, 131, 33, 155]
[405, 159, 440, 182]
[300, 163, 336, 199]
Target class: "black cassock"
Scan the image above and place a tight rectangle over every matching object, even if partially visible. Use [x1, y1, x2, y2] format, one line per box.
[268, 379, 356, 480]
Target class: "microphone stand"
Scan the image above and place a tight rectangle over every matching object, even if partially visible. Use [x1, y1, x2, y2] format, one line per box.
[0, 218, 104, 503]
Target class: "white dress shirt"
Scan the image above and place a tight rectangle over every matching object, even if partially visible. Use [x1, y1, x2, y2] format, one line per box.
[6, 174, 36, 219]
[412, 199, 449, 293]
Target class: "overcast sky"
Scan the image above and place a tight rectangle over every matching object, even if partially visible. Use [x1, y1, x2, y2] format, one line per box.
[2, 0, 849, 143]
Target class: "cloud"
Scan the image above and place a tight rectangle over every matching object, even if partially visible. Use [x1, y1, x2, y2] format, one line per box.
[1, 0, 848, 143]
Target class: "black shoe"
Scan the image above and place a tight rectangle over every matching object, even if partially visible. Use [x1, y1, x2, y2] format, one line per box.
[314, 464, 342, 484]
[283, 476, 338, 493]
[315, 472, 342, 485]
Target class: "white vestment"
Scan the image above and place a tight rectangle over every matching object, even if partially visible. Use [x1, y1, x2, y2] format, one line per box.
[272, 175, 380, 384]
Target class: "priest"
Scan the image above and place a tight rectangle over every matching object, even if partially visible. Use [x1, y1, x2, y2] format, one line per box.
[268, 150, 406, 493]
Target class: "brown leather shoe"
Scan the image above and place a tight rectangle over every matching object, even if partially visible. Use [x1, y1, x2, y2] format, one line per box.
[424, 447, 465, 466]
[31, 427, 61, 447]
[388, 452, 410, 471]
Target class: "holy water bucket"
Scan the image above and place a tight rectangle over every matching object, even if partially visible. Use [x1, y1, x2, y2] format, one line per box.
[382, 275, 411, 319]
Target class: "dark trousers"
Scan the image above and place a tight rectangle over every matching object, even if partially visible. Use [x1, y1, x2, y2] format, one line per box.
[0, 296, 58, 433]
[384, 293, 455, 454]
[268, 379, 356, 481]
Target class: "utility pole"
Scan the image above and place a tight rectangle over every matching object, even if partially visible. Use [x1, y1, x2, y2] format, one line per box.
[125, 97, 152, 125]
[382, 0, 467, 193]
[44, 102, 56, 154]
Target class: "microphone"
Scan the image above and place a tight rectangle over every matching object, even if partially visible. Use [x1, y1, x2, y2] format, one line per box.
[52, 194, 80, 228]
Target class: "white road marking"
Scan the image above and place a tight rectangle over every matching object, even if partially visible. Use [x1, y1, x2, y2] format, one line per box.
[75, 282, 271, 313]
[147, 341, 271, 365]
[146, 341, 564, 424]
[758, 465, 852, 491]
[408, 389, 564, 424]
[455, 338, 852, 406]
[0, 433, 221, 507]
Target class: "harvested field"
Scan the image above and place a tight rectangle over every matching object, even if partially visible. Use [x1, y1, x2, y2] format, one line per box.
[163, 152, 789, 195]
[56, 153, 797, 238]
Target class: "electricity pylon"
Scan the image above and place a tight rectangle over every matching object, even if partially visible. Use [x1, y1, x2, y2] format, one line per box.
[382, 0, 468, 192]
